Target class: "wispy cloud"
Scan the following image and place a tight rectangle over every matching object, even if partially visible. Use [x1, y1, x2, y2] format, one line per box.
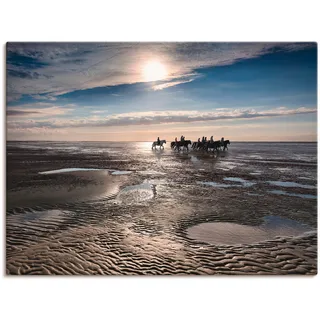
[152, 79, 194, 91]
[7, 107, 316, 130]
[7, 42, 315, 101]
[91, 110, 108, 114]
[7, 104, 74, 118]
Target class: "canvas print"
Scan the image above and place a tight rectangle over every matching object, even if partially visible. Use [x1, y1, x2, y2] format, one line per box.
[6, 42, 317, 275]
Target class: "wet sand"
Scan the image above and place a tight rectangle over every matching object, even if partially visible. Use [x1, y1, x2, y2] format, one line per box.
[6, 142, 317, 275]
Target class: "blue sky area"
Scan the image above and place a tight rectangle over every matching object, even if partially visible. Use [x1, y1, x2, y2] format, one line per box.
[6, 42, 317, 141]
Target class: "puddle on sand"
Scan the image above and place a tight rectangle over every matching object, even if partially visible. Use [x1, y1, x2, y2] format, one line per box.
[143, 178, 166, 185]
[39, 168, 104, 174]
[7, 209, 71, 224]
[116, 183, 154, 204]
[186, 216, 313, 245]
[137, 170, 166, 176]
[274, 167, 291, 172]
[298, 176, 316, 181]
[268, 190, 317, 199]
[197, 181, 239, 188]
[247, 192, 263, 196]
[110, 171, 132, 175]
[198, 177, 255, 188]
[267, 181, 316, 189]
[224, 177, 256, 187]
[39, 168, 133, 176]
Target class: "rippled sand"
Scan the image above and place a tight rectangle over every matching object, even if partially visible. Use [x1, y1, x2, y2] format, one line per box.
[6, 142, 317, 275]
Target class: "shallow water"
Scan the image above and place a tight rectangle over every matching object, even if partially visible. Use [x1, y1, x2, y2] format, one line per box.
[111, 171, 132, 175]
[187, 216, 314, 245]
[116, 183, 155, 204]
[267, 181, 316, 189]
[224, 177, 256, 187]
[197, 181, 241, 188]
[39, 168, 104, 174]
[268, 190, 317, 199]
[198, 177, 255, 188]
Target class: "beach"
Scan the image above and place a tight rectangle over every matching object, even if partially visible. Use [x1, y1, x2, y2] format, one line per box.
[6, 141, 317, 275]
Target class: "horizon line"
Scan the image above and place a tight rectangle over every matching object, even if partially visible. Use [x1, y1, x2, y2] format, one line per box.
[6, 140, 318, 143]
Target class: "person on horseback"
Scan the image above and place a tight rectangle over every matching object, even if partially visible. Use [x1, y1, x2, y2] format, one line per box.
[181, 135, 185, 142]
[210, 136, 214, 143]
[221, 137, 224, 145]
[157, 137, 160, 145]
[175, 137, 178, 143]
[202, 136, 205, 143]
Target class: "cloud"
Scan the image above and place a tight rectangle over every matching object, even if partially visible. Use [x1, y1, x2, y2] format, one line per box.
[8, 69, 53, 80]
[91, 110, 108, 114]
[7, 105, 74, 118]
[7, 107, 316, 130]
[152, 79, 194, 91]
[6, 42, 316, 101]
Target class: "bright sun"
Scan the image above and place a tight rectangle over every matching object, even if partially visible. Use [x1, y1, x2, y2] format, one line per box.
[143, 60, 167, 82]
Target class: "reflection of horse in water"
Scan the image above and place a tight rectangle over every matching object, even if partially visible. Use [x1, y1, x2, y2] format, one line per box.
[152, 139, 166, 149]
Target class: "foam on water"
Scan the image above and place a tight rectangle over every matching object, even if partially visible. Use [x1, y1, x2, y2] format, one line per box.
[187, 216, 313, 245]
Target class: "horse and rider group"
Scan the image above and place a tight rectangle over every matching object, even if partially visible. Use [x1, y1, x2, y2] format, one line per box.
[152, 135, 230, 152]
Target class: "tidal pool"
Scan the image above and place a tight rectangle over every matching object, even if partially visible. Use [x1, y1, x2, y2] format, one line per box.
[116, 183, 154, 204]
[186, 216, 313, 245]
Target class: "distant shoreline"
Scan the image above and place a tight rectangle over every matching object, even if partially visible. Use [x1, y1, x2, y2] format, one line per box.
[6, 140, 318, 143]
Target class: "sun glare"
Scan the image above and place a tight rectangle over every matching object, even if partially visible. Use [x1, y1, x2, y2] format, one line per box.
[143, 60, 167, 82]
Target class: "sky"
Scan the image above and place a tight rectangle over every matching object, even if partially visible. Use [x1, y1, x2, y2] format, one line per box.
[6, 42, 317, 141]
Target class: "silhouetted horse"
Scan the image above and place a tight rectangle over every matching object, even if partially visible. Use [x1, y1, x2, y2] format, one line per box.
[192, 141, 205, 150]
[221, 140, 230, 151]
[152, 139, 166, 149]
[175, 140, 192, 151]
[205, 141, 221, 152]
